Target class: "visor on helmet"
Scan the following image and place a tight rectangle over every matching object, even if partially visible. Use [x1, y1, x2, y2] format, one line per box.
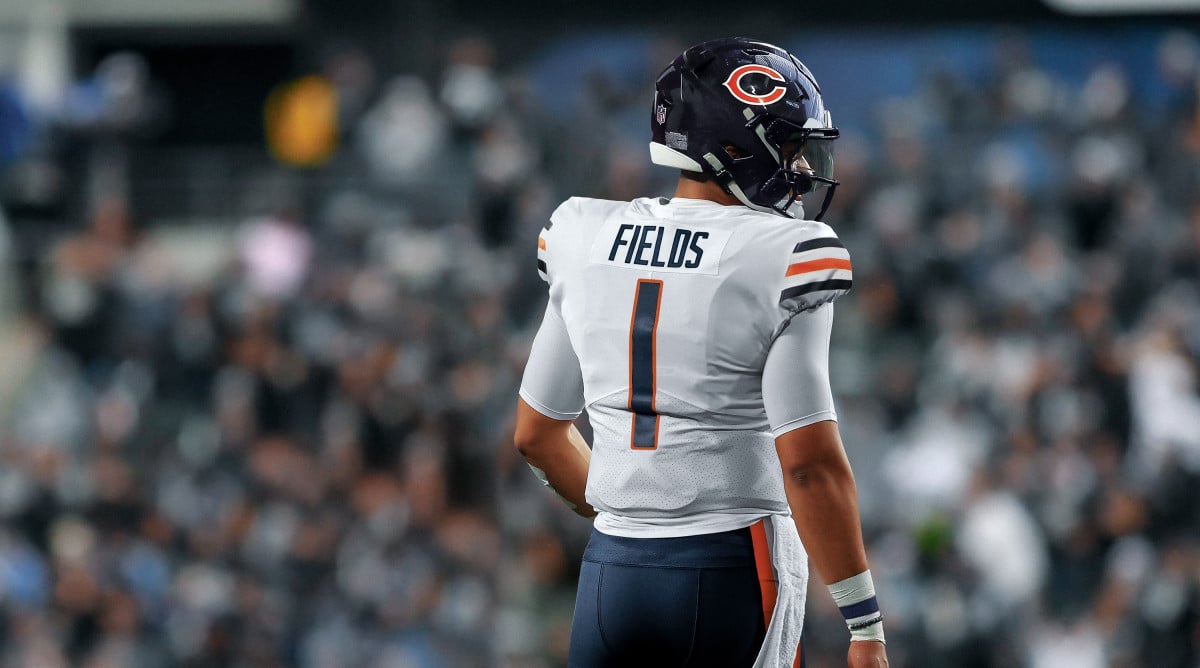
[754, 115, 838, 187]
[748, 113, 839, 218]
[783, 137, 835, 195]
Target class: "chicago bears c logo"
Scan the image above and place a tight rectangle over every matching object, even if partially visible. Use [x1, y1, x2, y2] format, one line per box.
[722, 64, 787, 105]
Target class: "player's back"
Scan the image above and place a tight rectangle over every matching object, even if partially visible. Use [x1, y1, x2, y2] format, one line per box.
[538, 196, 850, 537]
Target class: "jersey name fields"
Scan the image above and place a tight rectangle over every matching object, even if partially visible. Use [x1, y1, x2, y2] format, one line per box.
[607, 223, 709, 269]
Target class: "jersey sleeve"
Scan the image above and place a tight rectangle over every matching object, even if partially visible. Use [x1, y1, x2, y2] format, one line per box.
[524, 198, 586, 418]
[778, 225, 853, 315]
[761, 303, 837, 437]
[536, 229, 550, 283]
[535, 198, 578, 286]
[519, 301, 585, 420]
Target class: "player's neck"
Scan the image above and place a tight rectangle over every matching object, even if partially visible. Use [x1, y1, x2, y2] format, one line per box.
[672, 176, 742, 207]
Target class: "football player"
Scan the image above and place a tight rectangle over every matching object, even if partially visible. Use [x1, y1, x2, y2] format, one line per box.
[514, 37, 888, 668]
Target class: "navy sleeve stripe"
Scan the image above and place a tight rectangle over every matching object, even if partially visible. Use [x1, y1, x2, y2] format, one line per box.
[780, 278, 853, 302]
[792, 237, 844, 253]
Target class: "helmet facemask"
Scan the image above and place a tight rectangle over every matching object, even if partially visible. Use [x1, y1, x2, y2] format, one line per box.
[738, 113, 840, 220]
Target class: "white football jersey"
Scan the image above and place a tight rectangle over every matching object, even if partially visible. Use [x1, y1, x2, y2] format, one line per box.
[520, 196, 852, 538]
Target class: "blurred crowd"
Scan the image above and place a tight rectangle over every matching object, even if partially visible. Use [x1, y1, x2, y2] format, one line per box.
[0, 24, 1197, 668]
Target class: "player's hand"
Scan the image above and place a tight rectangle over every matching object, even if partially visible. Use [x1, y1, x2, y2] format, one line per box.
[847, 639, 888, 667]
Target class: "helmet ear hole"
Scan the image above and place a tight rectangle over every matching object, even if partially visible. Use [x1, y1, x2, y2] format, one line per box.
[722, 143, 749, 159]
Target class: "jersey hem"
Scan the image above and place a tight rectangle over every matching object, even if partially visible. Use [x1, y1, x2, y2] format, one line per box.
[593, 511, 776, 538]
[518, 386, 583, 421]
[770, 410, 838, 437]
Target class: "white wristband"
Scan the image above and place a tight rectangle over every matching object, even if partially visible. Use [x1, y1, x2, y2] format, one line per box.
[828, 570, 885, 643]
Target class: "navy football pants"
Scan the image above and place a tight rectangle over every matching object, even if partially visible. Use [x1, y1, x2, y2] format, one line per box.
[568, 524, 803, 668]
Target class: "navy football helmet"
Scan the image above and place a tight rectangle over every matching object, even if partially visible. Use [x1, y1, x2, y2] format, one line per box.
[650, 37, 839, 220]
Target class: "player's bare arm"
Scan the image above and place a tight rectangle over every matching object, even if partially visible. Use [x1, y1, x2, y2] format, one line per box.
[775, 420, 867, 583]
[513, 398, 596, 518]
[776, 420, 888, 667]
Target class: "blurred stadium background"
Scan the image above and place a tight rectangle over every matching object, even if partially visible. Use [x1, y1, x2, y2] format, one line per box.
[0, 0, 1197, 666]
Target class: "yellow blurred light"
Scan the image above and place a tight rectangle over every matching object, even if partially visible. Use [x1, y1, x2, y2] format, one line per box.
[264, 75, 338, 167]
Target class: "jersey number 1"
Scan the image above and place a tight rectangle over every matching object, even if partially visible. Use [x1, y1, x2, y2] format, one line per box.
[628, 279, 662, 450]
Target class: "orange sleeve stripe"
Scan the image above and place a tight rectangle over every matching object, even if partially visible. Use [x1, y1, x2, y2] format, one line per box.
[537, 236, 547, 250]
[785, 257, 851, 276]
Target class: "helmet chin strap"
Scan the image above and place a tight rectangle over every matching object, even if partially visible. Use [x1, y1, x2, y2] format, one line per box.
[728, 180, 782, 216]
[702, 152, 781, 216]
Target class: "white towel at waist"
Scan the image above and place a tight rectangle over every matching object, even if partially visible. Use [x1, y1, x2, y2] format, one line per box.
[753, 513, 810, 668]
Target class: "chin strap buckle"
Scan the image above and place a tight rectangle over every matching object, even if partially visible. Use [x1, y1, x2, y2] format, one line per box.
[701, 152, 736, 190]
